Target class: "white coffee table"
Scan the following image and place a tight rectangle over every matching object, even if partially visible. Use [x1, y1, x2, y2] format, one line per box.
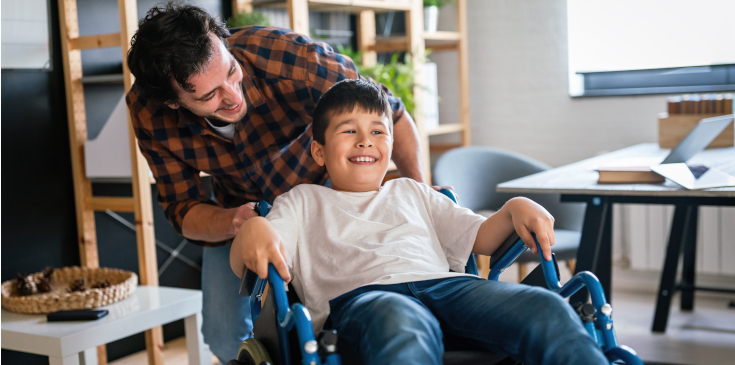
[1, 286, 211, 365]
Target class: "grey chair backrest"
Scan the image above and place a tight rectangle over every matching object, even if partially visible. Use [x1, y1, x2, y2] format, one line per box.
[434, 146, 584, 231]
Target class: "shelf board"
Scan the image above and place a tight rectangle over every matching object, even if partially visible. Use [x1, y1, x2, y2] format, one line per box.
[79, 74, 124, 84]
[423, 31, 460, 42]
[427, 123, 465, 136]
[429, 143, 462, 153]
[252, 0, 412, 13]
[371, 31, 460, 53]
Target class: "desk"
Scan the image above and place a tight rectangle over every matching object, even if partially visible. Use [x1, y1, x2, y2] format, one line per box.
[497, 143, 735, 332]
[1, 286, 211, 365]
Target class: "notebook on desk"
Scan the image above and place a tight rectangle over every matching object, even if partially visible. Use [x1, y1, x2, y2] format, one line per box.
[597, 114, 734, 184]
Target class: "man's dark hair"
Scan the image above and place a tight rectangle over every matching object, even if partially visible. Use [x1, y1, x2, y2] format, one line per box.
[312, 79, 393, 145]
[127, 2, 230, 104]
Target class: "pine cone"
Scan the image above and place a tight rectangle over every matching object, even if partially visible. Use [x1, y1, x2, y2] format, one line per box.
[68, 279, 86, 292]
[15, 273, 36, 296]
[91, 280, 111, 289]
[41, 266, 55, 279]
[36, 277, 54, 293]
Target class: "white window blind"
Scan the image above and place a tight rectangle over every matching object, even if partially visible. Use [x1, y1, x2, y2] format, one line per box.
[1, 0, 50, 69]
[567, 0, 735, 95]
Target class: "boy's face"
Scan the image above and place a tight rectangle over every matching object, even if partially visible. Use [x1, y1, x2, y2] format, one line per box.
[311, 109, 393, 192]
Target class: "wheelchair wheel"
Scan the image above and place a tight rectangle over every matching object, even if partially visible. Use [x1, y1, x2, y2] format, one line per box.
[236, 338, 273, 365]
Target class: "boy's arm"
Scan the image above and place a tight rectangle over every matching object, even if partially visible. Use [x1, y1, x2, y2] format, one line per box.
[472, 197, 556, 261]
[229, 216, 291, 283]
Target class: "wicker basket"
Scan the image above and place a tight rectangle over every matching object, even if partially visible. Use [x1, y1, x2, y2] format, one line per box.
[1, 266, 138, 314]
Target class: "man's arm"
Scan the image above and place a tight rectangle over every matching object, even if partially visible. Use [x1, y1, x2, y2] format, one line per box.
[182, 202, 258, 242]
[472, 197, 556, 261]
[391, 112, 426, 183]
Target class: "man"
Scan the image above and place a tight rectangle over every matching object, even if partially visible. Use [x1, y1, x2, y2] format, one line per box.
[126, 3, 427, 362]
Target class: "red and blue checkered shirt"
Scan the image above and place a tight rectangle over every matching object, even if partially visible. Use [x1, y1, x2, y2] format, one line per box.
[126, 26, 405, 245]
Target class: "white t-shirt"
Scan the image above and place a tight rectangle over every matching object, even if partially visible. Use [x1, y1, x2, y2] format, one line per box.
[266, 178, 486, 331]
[205, 118, 236, 140]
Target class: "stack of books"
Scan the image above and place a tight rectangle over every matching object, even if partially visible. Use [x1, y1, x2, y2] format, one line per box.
[666, 94, 733, 115]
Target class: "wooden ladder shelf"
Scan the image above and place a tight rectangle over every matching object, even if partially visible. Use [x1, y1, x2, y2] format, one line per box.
[57, 0, 163, 363]
[233, 0, 471, 182]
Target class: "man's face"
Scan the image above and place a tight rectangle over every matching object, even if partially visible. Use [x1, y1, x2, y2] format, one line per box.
[311, 109, 393, 192]
[167, 33, 247, 123]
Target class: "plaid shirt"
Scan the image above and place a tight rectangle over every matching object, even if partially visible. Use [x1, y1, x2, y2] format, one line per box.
[127, 26, 405, 245]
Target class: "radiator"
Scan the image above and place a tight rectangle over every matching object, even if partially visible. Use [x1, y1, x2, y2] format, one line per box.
[615, 204, 735, 276]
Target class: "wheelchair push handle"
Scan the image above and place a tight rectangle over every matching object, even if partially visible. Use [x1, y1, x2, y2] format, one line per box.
[238, 200, 272, 297]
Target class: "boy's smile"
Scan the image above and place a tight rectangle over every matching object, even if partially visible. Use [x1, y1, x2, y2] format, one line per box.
[348, 155, 378, 164]
[311, 109, 393, 192]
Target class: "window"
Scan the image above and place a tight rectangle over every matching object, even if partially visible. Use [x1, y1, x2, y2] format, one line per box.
[567, 0, 735, 97]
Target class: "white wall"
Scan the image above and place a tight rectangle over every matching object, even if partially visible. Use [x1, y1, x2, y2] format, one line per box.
[431, 0, 667, 168]
[430, 0, 735, 280]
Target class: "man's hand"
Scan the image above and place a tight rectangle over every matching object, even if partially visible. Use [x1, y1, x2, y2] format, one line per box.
[506, 197, 555, 261]
[230, 217, 291, 283]
[232, 202, 258, 235]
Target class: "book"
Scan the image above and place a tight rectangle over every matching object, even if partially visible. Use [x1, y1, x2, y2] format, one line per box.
[667, 96, 681, 114]
[598, 166, 665, 183]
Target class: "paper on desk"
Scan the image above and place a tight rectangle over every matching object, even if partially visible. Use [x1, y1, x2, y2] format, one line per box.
[651, 163, 735, 190]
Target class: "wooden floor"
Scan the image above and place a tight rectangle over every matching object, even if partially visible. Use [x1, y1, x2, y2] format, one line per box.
[613, 290, 735, 365]
[108, 337, 221, 365]
[110, 264, 734, 365]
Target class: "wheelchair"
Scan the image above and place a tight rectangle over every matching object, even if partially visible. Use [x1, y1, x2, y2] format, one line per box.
[227, 189, 643, 365]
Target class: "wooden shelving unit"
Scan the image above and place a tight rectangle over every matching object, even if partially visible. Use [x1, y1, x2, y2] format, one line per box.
[57, 0, 162, 364]
[235, 0, 471, 181]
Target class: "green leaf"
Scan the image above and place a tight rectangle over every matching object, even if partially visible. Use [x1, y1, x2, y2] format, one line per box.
[227, 10, 271, 27]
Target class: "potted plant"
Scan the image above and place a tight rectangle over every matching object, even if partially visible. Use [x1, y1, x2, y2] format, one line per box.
[423, 0, 453, 33]
[227, 9, 271, 28]
[337, 46, 438, 125]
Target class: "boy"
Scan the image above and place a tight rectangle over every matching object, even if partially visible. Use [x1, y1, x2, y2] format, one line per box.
[230, 80, 608, 364]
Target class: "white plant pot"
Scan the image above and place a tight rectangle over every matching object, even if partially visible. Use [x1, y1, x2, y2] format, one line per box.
[424, 6, 439, 33]
[422, 62, 440, 131]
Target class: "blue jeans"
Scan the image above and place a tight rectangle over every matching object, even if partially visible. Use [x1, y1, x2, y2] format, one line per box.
[328, 276, 609, 365]
[201, 244, 253, 363]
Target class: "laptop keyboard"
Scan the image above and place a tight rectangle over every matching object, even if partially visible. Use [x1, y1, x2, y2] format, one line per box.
[687, 165, 710, 179]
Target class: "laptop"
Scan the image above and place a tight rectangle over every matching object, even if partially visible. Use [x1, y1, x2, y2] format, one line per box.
[597, 114, 734, 186]
[660, 114, 734, 165]
[653, 114, 735, 189]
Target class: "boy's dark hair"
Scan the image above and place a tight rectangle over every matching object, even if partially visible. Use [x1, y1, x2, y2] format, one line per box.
[127, 2, 230, 104]
[312, 79, 393, 145]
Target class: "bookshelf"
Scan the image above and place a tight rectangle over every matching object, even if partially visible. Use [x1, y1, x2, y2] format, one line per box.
[234, 0, 471, 182]
[57, 0, 162, 363]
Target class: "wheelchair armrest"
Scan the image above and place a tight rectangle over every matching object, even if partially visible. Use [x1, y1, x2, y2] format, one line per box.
[489, 232, 523, 269]
[239, 268, 260, 297]
[487, 232, 528, 280]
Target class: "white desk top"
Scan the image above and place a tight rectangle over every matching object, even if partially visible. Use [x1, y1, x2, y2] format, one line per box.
[497, 143, 735, 197]
[1, 286, 202, 357]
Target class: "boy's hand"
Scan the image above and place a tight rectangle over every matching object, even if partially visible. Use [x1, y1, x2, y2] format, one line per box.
[231, 217, 291, 283]
[507, 197, 555, 261]
[431, 185, 459, 200]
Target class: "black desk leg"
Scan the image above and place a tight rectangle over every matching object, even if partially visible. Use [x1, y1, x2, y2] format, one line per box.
[652, 204, 695, 333]
[570, 196, 612, 305]
[680, 205, 699, 311]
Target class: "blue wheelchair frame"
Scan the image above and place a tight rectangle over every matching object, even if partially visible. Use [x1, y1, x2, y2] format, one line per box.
[241, 189, 642, 365]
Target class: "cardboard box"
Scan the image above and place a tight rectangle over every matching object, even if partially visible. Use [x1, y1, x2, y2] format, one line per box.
[658, 113, 734, 149]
